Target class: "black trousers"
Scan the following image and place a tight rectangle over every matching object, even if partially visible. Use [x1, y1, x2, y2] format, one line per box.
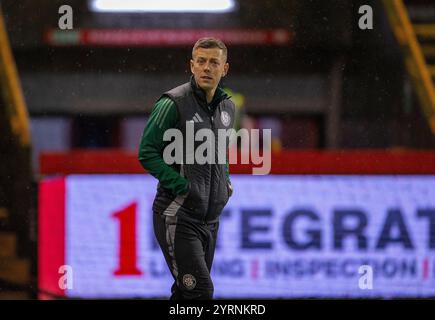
[153, 212, 219, 300]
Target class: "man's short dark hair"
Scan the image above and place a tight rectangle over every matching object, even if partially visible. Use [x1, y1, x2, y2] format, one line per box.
[192, 37, 228, 62]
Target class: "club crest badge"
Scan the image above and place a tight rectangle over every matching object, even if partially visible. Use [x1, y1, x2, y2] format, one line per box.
[221, 111, 231, 127]
[182, 274, 196, 290]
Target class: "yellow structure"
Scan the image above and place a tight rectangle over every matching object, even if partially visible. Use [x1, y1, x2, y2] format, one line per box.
[0, 7, 30, 147]
[383, 0, 435, 134]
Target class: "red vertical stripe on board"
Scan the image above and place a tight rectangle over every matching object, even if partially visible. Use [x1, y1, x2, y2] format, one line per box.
[251, 259, 259, 279]
[422, 258, 429, 280]
[38, 177, 66, 298]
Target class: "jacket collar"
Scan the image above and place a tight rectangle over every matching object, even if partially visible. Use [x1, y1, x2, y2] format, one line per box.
[190, 76, 228, 113]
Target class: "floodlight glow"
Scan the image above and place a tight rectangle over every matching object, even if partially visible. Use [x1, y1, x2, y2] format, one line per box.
[89, 0, 236, 13]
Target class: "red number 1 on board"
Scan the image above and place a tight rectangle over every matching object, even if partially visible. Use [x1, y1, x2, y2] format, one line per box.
[112, 202, 142, 276]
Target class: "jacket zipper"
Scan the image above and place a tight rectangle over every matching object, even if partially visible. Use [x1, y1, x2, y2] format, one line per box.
[203, 109, 214, 225]
[201, 98, 226, 225]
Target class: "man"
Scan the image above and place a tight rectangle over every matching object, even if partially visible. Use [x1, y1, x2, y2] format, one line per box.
[138, 38, 235, 299]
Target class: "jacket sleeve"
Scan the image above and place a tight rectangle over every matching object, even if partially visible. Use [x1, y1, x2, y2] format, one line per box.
[138, 96, 189, 195]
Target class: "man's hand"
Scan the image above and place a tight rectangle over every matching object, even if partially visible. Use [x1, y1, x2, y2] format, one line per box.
[179, 181, 191, 199]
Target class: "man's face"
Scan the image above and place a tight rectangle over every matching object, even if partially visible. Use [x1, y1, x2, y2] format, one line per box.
[190, 47, 229, 93]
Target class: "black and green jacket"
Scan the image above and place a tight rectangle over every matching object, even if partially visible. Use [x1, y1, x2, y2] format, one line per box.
[138, 76, 235, 223]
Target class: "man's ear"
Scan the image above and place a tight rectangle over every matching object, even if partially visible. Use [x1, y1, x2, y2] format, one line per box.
[222, 62, 229, 77]
[190, 59, 194, 74]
